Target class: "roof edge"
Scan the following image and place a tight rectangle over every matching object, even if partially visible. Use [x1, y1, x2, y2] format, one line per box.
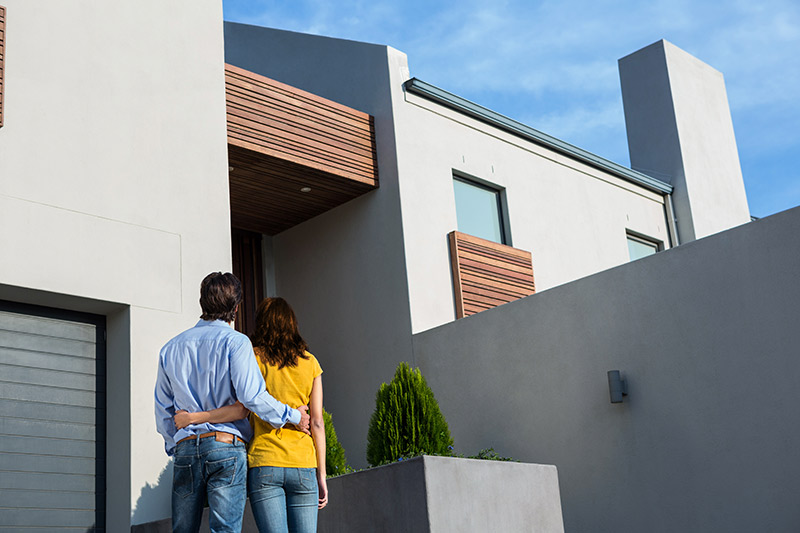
[402, 78, 673, 195]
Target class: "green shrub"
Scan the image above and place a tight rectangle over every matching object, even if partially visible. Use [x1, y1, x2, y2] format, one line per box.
[467, 447, 516, 462]
[366, 362, 453, 466]
[323, 409, 350, 477]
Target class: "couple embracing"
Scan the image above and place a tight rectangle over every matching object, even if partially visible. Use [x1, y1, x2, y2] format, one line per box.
[155, 272, 328, 533]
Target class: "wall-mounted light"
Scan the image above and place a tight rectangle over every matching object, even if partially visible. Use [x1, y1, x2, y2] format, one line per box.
[607, 370, 628, 404]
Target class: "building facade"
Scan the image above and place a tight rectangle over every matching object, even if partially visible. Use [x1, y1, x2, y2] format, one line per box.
[2, 2, 786, 531]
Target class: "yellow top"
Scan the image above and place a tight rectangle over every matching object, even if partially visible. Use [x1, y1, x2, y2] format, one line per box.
[247, 348, 323, 468]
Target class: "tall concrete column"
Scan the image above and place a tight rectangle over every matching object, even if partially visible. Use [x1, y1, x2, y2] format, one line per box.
[619, 40, 750, 242]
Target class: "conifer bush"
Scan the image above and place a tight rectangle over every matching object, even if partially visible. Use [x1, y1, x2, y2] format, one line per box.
[366, 362, 453, 466]
[323, 409, 350, 477]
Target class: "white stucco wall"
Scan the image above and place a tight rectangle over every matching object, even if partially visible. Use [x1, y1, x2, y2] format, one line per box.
[620, 40, 751, 242]
[413, 206, 800, 532]
[0, 1, 230, 528]
[391, 80, 671, 333]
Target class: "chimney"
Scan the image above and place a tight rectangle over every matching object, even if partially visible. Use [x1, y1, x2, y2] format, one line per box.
[618, 40, 750, 242]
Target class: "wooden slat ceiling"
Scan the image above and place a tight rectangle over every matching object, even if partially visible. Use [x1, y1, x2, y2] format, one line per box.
[449, 231, 536, 318]
[0, 6, 6, 128]
[226, 64, 379, 235]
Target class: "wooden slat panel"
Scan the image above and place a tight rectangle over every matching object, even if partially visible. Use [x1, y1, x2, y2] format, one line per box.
[225, 64, 378, 187]
[449, 231, 535, 318]
[226, 63, 379, 235]
[0, 6, 6, 128]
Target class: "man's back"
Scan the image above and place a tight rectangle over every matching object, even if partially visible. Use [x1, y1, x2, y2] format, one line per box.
[157, 319, 255, 451]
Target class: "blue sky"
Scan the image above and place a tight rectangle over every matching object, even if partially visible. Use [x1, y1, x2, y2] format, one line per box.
[223, 0, 799, 218]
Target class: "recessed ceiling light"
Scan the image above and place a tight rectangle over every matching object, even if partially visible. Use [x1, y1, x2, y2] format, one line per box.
[300, 187, 312, 193]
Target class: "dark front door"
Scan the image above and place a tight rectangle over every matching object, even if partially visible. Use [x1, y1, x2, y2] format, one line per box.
[232, 228, 264, 337]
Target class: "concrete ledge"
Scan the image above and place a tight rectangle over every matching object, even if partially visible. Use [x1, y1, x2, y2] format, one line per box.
[319, 455, 564, 533]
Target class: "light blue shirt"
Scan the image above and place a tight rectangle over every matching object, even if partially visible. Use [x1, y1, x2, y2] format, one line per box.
[154, 319, 301, 456]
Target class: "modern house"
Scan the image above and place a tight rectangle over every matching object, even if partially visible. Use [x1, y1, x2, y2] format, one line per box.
[1, 1, 797, 531]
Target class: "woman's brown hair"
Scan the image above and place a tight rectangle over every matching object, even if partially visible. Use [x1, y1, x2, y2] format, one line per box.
[251, 297, 310, 369]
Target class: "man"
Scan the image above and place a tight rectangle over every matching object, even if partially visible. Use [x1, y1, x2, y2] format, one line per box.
[155, 272, 310, 532]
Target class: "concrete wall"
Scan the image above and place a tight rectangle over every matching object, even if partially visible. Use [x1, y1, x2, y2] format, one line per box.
[619, 40, 751, 242]
[224, 24, 415, 469]
[413, 206, 800, 532]
[0, 1, 230, 527]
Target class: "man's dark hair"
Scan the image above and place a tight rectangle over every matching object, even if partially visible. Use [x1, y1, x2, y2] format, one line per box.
[199, 272, 242, 323]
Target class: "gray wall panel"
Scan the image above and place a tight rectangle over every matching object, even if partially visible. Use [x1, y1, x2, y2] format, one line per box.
[0, 346, 100, 373]
[0, 363, 99, 390]
[0, 302, 105, 530]
[0, 435, 97, 458]
[0, 398, 97, 425]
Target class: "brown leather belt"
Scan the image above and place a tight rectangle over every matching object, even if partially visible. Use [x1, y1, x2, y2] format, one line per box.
[177, 431, 246, 445]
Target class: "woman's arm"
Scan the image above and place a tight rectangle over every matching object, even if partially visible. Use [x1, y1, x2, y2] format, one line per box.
[309, 375, 328, 509]
[173, 401, 249, 430]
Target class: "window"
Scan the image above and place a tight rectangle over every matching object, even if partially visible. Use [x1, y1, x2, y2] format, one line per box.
[627, 232, 661, 261]
[453, 175, 507, 244]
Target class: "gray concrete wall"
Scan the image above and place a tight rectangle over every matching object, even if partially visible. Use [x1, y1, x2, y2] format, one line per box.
[319, 456, 564, 532]
[0, 1, 231, 527]
[413, 206, 800, 532]
[223, 24, 415, 469]
[619, 40, 751, 242]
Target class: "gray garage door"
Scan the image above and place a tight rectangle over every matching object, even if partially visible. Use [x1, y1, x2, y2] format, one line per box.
[0, 301, 105, 532]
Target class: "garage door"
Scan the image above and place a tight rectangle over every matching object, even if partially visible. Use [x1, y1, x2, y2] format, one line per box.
[0, 301, 106, 532]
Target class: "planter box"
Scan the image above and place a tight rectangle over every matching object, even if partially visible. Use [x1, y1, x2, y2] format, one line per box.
[319, 455, 564, 533]
[132, 456, 564, 532]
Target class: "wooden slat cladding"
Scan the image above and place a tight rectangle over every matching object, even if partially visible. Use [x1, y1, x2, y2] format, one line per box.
[0, 6, 5, 127]
[449, 231, 535, 318]
[226, 63, 379, 235]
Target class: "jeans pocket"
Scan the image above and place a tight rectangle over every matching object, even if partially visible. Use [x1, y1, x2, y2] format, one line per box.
[206, 456, 237, 490]
[173, 463, 194, 498]
[298, 468, 317, 491]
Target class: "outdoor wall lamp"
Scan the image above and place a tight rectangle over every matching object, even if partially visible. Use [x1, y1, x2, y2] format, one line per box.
[607, 370, 628, 403]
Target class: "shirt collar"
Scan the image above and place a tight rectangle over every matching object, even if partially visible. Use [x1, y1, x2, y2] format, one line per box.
[195, 319, 234, 329]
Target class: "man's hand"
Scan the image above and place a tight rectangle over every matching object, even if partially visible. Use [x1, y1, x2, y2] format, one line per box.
[294, 405, 311, 435]
[174, 410, 193, 430]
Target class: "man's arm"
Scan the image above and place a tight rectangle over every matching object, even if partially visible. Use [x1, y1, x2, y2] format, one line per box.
[229, 337, 310, 433]
[174, 402, 249, 430]
[154, 353, 177, 456]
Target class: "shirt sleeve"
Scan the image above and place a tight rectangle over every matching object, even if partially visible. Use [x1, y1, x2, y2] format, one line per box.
[154, 351, 177, 456]
[229, 337, 301, 428]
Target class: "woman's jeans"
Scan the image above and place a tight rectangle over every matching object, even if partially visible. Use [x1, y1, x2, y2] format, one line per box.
[248, 466, 319, 533]
[172, 436, 248, 533]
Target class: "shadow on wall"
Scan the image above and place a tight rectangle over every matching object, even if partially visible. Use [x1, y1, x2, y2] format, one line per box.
[132, 460, 173, 526]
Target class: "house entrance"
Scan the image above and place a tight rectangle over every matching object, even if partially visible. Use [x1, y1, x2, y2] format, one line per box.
[232, 228, 264, 337]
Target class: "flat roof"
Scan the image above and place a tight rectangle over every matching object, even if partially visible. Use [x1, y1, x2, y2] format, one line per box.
[402, 78, 673, 195]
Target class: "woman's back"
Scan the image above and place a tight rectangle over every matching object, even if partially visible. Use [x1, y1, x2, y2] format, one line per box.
[248, 347, 323, 468]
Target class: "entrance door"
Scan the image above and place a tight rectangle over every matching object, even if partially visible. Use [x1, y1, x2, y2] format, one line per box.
[232, 228, 264, 337]
[0, 301, 106, 531]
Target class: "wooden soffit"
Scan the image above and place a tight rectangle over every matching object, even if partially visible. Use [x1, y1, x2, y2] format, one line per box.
[449, 231, 536, 318]
[226, 64, 379, 235]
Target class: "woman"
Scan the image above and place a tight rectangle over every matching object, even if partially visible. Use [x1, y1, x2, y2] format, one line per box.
[174, 297, 327, 533]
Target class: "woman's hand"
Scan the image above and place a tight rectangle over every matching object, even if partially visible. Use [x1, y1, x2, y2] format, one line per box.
[173, 410, 195, 430]
[317, 471, 328, 509]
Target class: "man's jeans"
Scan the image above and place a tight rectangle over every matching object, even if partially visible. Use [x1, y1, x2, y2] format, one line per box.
[248, 466, 319, 533]
[172, 436, 248, 533]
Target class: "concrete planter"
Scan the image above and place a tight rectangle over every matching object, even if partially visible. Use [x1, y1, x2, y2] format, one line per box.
[133, 456, 564, 532]
[319, 455, 564, 533]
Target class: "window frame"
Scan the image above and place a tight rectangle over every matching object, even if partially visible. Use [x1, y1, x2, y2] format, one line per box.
[626, 230, 662, 261]
[452, 172, 510, 245]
